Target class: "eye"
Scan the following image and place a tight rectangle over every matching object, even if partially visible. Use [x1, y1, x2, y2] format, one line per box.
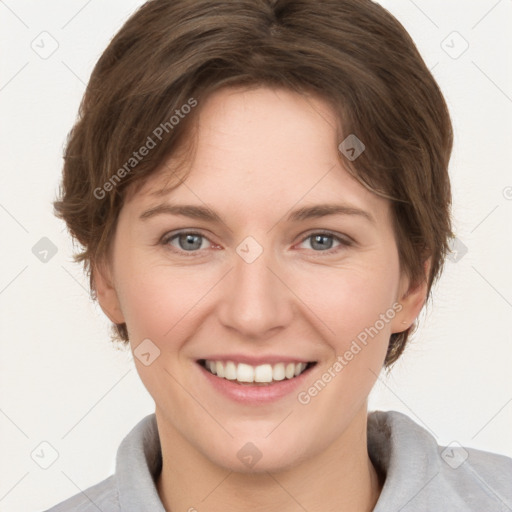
[161, 231, 212, 255]
[296, 231, 353, 254]
[160, 229, 353, 257]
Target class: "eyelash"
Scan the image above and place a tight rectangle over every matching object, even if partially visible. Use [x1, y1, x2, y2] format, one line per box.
[159, 230, 354, 258]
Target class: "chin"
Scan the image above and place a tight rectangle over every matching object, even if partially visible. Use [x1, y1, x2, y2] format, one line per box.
[202, 437, 310, 475]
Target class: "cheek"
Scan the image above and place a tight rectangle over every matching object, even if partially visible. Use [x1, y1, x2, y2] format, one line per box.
[332, 266, 399, 376]
[116, 262, 212, 344]
[117, 268, 206, 397]
[297, 258, 400, 345]
[291, 267, 399, 444]
[295, 267, 399, 414]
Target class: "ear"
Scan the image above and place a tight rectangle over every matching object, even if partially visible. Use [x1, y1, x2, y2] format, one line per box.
[390, 258, 431, 334]
[92, 259, 125, 325]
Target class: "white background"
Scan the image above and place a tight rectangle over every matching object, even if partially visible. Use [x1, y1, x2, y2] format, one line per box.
[1, 1, 511, 510]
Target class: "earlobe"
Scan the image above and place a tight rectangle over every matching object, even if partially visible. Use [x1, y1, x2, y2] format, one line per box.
[391, 258, 431, 333]
[92, 260, 125, 325]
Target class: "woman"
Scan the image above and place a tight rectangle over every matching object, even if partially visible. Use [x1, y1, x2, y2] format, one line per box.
[46, 0, 512, 510]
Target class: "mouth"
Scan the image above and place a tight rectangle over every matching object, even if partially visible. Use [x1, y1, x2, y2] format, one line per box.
[197, 359, 317, 386]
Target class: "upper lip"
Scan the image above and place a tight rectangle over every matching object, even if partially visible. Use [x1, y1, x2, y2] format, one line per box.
[198, 354, 316, 366]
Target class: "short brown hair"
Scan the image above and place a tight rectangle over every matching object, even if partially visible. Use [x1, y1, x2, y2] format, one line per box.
[54, 0, 453, 367]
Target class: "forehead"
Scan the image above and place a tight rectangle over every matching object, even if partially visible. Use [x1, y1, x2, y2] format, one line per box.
[125, 86, 387, 221]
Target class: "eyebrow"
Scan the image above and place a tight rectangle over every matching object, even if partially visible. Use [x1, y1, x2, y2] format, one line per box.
[139, 202, 375, 225]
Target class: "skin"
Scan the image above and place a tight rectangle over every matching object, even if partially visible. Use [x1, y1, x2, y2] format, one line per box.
[94, 86, 429, 512]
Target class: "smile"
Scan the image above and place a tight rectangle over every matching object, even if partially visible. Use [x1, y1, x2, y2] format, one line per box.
[198, 359, 315, 385]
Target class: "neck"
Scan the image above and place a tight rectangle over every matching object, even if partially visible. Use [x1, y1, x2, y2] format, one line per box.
[155, 405, 383, 512]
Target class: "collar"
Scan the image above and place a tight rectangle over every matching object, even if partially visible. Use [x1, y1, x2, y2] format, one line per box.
[113, 410, 449, 511]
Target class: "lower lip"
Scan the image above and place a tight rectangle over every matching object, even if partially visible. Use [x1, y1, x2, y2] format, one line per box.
[197, 362, 315, 404]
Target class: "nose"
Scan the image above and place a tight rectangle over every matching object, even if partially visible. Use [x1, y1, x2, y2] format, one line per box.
[217, 240, 294, 340]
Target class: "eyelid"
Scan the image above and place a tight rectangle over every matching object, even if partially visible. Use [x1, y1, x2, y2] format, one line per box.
[294, 229, 354, 254]
[298, 228, 354, 245]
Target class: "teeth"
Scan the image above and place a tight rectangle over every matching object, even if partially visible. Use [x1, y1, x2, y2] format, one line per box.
[285, 362, 295, 379]
[237, 363, 254, 382]
[273, 363, 285, 381]
[203, 360, 310, 383]
[254, 364, 273, 382]
[224, 361, 237, 380]
[214, 362, 222, 377]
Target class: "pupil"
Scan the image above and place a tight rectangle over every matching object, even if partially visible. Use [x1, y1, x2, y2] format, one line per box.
[312, 234, 332, 250]
[181, 234, 201, 251]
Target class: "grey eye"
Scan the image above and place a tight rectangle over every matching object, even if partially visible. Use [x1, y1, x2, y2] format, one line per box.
[166, 232, 207, 251]
[308, 234, 336, 251]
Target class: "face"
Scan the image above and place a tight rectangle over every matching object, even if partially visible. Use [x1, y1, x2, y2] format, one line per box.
[95, 86, 426, 473]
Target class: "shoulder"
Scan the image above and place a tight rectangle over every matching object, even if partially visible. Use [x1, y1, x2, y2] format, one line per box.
[42, 413, 163, 512]
[436, 442, 512, 506]
[369, 410, 512, 511]
[43, 475, 119, 512]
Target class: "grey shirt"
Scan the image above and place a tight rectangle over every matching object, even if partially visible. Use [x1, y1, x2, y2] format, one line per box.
[43, 411, 512, 511]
